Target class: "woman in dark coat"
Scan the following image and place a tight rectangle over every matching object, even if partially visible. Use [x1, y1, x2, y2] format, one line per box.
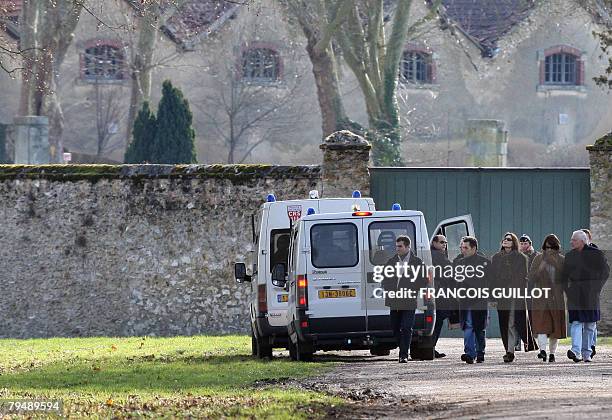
[491, 232, 537, 363]
[528, 234, 566, 363]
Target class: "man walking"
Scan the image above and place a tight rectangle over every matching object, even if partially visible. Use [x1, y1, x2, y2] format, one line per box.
[581, 228, 600, 358]
[430, 235, 459, 359]
[455, 236, 490, 364]
[562, 230, 609, 363]
[382, 236, 427, 363]
[519, 234, 539, 352]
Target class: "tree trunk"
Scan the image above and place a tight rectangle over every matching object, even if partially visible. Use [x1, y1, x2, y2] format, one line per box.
[302, 22, 351, 137]
[126, 4, 159, 147]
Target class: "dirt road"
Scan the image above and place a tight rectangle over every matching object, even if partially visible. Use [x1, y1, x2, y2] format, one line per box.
[293, 338, 612, 419]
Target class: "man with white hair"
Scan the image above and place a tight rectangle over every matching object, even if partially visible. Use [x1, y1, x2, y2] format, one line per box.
[562, 230, 609, 362]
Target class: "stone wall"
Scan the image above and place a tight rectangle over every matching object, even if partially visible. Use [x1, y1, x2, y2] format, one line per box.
[587, 135, 612, 336]
[0, 165, 321, 337]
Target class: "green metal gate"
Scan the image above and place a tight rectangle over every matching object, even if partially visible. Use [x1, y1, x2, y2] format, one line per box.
[370, 167, 590, 339]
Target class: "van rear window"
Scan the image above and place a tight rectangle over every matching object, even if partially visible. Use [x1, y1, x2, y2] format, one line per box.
[270, 229, 291, 272]
[310, 223, 359, 268]
[369, 221, 416, 264]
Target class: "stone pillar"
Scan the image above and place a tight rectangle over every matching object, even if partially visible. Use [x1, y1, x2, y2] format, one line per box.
[320, 130, 371, 198]
[465, 119, 508, 166]
[587, 134, 612, 336]
[13, 116, 50, 164]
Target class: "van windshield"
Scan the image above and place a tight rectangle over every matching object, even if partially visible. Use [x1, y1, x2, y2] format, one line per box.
[368, 220, 416, 264]
[311, 223, 359, 268]
[270, 229, 291, 272]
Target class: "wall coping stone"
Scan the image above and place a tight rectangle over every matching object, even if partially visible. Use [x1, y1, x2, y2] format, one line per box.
[587, 132, 612, 150]
[0, 164, 321, 182]
[320, 130, 372, 151]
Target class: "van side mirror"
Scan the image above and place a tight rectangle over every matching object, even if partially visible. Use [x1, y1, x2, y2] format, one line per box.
[234, 262, 251, 283]
[271, 263, 287, 288]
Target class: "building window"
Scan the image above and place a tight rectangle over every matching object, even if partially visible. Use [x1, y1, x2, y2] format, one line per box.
[401, 50, 433, 84]
[538, 46, 585, 90]
[241, 47, 280, 82]
[82, 42, 125, 82]
[544, 53, 577, 85]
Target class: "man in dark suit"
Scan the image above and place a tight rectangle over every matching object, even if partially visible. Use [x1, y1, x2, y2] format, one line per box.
[563, 230, 609, 363]
[382, 235, 427, 363]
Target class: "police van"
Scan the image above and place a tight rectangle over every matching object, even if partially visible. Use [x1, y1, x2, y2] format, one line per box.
[234, 190, 375, 358]
[271, 206, 473, 361]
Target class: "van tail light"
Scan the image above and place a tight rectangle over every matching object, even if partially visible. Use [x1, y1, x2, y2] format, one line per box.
[258, 284, 267, 313]
[297, 275, 308, 309]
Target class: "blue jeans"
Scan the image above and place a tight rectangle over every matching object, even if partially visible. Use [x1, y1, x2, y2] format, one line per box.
[391, 309, 416, 359]
[463, 310, 486, 359]
[570, 321, 596, 360]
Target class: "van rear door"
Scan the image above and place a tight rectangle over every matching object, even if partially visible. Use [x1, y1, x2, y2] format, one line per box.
[362, 215, 421, 332]
[304, 219, 366, 333]
[430, 215, 475, 261]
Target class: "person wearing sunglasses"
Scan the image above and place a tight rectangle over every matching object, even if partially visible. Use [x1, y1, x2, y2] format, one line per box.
[491, 232, 537, 363]
[430, 235, 460, 359]
[528, 234, 566, 362]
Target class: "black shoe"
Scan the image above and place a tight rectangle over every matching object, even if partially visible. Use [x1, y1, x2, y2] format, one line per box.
[591, 345, 596, 358]
[567, 350, 581, 363]
[548, 354, 555, 363]
[460, 353, 468, 362]
[514, 344, 521, 352]
[476, 355, 485, 363]
[465, 356, 474, 364]
[434, 350, 446, 359]
[537, 350, 547, 361]
[503, 352, 515, 363]
[399, 357, 408, 363]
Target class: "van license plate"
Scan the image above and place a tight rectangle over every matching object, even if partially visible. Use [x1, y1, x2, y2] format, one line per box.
[318, 289, 356, 299]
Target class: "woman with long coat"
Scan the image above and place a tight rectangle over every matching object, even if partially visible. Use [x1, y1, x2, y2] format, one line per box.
[491, 232, 538, 363]
[528, 234, 566, 363]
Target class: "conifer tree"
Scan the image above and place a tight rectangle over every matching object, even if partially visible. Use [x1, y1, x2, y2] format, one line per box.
[152, 80, 197, 163]
[124, 101, 156, 163]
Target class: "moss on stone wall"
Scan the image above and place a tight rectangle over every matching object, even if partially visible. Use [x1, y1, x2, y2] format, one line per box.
[0, 164, 321, 182]
[594, 132, 612, 148]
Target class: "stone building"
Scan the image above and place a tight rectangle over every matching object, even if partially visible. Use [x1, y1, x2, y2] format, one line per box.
[0, 0, 611, 165]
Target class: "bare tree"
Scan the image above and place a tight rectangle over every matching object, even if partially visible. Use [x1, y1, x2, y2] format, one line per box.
[18, 0, 83, 162]
[195, 72, 306, 164]
[92, 83, 125, 158]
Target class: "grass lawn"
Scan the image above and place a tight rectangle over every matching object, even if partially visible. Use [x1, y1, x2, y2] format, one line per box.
[0, 336, 340, 419]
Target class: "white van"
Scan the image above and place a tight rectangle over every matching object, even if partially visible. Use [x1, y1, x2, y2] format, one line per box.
[272, 207, 473, 361]
[234, 191, 375, 358]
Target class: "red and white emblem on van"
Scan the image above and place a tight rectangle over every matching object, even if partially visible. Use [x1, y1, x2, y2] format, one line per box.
[287, 205, 302, 222]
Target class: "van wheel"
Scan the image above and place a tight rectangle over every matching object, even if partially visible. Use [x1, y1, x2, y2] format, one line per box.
[251, 328, 257, 356]
[370, 347, 391, 356]
[288, 340, 298, 361]
[289, 338, 313, 361]
[296, 339, 314, 362]
[253, 330, 273, 359]
[410, 338, 434, 360]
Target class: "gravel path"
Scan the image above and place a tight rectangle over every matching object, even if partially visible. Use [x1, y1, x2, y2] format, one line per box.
[289, 338, 612, 419]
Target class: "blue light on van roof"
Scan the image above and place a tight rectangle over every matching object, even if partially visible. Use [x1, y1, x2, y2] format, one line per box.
[352, 190, 361, 198]
[392, 203, 401, 210]
[307, 207, 316, 215]
[266, 194, 276, 202]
